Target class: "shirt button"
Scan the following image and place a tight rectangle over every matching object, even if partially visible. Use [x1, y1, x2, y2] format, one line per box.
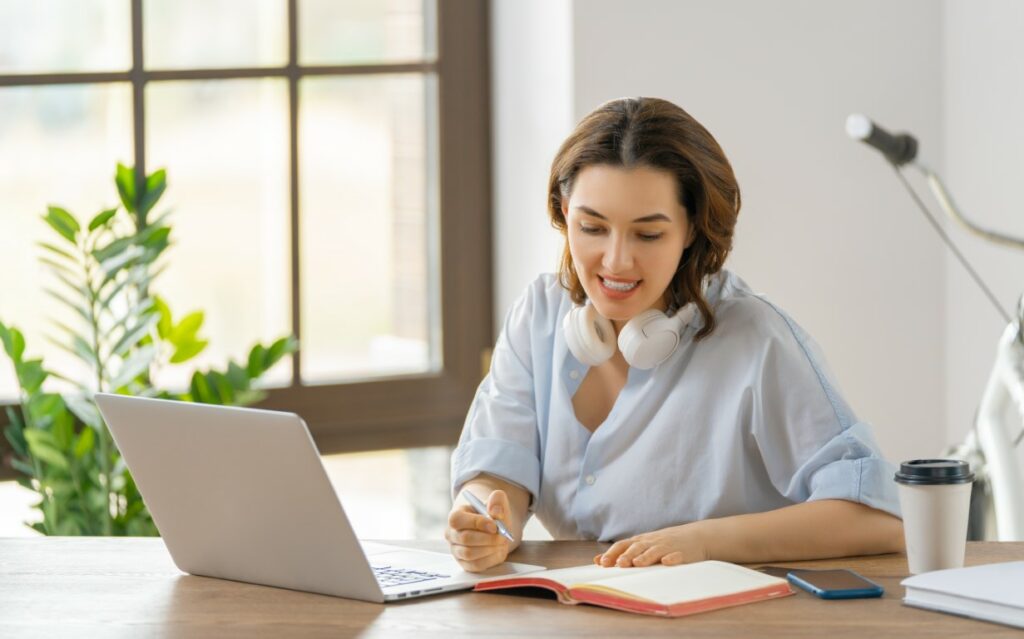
[585, 474, 596, 485]
[569, 370, 580, 380]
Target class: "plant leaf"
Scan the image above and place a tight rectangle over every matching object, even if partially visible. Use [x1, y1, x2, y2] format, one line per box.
[24, 429, 69, 471]
[43, 288, 92, 326]
[139, 169, 167, 218]
[37, 241, 77, 263]
[15, 359, 47, 394]
[11, 457, 36, 478]
[109, 311, 159, 359]
[233, 389, 267, 407]
[63, 394, 103, 430]
[264, 336, 299, 370]
[26, 393, 61, 426]
[153, 296, 172, 339]
[51, 405, 75, 450]
[88, 207, 118, 232]
[39, 256, 79, 282]
[209, 372, 234, 404]
[170, 311, 204, 344]
[99, 244, 145, 281]
[116, 164, 137, 213]
[189, 371, 215, 404]
[246, 344, 266, 378]
[71, 334, 99, 369]
[43, 206, 80, 244]
[169, 339, 207, 364]
[99, 266, 151, 308]
[226, 361, 250, 390]
[0, 323, 25, 361]
[91, 236, 135, 265]
[110, 344, 157, 390]
[73, 427, 96, 459]
[48, 267, 90, 300]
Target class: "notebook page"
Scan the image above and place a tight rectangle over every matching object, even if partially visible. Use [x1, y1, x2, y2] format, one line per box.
[520, 564, 655, 588]
[578, 561, 787, 606]
[902, 561, 1024, 607]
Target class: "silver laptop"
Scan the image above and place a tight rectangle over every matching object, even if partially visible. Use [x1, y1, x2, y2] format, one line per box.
[94, 393, 542, 602]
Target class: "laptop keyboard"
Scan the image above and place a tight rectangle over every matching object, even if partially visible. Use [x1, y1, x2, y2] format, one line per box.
[372, 565, 450, 588]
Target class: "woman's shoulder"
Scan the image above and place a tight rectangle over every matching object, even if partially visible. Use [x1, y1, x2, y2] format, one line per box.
[513, 273, 571, 313]
[502, 273, 572, 336]
[710, 270, 812, 348]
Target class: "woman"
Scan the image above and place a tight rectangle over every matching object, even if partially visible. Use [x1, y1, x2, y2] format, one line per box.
[446, 97, 904, 572]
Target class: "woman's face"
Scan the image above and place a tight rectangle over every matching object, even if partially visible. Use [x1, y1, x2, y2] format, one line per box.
[563, 164, 693, 330]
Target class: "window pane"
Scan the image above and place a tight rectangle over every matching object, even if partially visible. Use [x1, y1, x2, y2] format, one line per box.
[0, 480, 41, 537]
[0, 0, 130, 74]
[146, 79, 291, 390]
[299, 74, 439, 384]
[0, 84, 132, 401]
[300, 0, 436, 66]
[143, 0, 287, 70]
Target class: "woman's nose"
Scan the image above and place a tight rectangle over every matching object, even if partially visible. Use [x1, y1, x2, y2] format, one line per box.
[601, 233, 633, 272]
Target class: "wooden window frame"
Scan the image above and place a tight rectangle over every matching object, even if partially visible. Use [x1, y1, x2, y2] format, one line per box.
[0, 0, 492, 481]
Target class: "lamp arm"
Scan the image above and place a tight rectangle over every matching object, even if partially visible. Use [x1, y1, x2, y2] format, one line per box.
[913, 164, 1024, 251]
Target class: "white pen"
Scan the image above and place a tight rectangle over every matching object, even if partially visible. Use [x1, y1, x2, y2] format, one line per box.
[461, 491, 516, 542]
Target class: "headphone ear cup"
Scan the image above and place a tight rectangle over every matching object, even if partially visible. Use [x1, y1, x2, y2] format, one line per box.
[563, 304, 615, 366]
[618, 309, 681, 369]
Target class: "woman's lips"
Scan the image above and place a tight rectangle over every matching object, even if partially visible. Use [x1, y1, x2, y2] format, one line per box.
[598, 275, 641, 300]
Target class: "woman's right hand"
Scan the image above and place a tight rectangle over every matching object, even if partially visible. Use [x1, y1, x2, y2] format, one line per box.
[445, 489, 513, 572]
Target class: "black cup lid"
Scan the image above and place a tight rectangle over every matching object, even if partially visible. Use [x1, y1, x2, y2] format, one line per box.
[894, 459, 974, 485]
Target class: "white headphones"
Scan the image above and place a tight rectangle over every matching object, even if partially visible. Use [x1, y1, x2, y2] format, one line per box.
[562, 302, 697, 369]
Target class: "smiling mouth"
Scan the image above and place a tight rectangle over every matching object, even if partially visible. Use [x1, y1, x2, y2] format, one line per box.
[599, 275, 640, 292]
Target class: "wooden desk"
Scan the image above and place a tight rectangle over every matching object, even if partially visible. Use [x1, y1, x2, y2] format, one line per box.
[1, 539, 1022, 638]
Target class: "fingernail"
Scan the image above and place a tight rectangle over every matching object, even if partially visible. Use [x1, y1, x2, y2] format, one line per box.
[491, 507, 503, 517]
[487, 522, 497, 534]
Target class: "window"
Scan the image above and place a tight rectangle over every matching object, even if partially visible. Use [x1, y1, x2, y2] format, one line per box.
[0, 0, 492, 481]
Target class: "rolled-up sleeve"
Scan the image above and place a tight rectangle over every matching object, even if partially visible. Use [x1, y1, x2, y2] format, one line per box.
[450, 284, 542, 504]
[750, 306, 902, 519]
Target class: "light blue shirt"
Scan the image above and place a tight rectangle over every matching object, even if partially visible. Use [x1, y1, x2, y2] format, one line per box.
[451, 270, 901, 541]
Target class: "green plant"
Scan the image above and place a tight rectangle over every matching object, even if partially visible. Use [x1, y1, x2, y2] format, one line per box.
[0, 165, 297, 536]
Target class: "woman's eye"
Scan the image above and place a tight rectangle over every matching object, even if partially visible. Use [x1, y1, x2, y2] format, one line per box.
[579, 225, 603, 235]
[638, 233, 663, 242]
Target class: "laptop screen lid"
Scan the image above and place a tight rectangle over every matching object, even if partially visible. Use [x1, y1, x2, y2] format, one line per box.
[94, 393, 385, 602]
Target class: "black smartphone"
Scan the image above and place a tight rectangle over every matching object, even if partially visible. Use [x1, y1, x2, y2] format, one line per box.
[785, 568, 884, 599]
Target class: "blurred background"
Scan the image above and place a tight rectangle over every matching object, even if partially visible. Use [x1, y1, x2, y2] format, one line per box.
[1, 0, 1022, 539]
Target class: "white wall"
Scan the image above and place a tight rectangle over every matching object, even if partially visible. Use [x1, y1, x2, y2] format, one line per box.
[942, 0, 1024, 446]
[492, 0, 944, 463]
[489, 0, 574, 320]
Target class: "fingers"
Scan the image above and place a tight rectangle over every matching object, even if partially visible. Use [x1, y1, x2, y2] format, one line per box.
[598, 538, 667, 567]
[449, 538, 508, 562]
[444, 527, 504, 547]
[486, 489, 510, 520]
[447, 505, 498, 535]
[661, 551, 686, 566]
[453, 546, 508, 573]
[632, 545, 669, 567]
[446, 501, 509, 572]
[614, 541, 651, 567]
[598, 539, 633, 567]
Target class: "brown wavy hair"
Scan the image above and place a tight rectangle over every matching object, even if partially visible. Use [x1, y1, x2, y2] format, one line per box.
[548, 97, 741, 340]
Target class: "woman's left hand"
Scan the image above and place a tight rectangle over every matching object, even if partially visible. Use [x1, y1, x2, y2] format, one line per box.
[594, 522, 710, 567]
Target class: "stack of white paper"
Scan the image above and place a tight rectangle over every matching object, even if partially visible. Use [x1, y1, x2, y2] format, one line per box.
[902, 561, 1024, 629]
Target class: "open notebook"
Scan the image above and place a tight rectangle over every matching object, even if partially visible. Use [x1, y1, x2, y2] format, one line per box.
[474, 560, 793, 617]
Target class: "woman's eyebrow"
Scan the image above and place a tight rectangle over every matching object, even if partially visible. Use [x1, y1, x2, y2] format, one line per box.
[575, 205, 671, 223]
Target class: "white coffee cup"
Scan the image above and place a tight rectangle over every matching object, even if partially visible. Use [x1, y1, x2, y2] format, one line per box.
[894, 459, 974, 575]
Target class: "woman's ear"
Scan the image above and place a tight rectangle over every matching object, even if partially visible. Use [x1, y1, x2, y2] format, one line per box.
[561, 198, 569, 219]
